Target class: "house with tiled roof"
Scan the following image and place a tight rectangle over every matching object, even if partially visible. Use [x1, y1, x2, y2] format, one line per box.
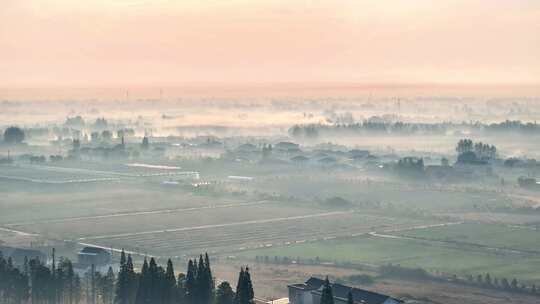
[288, 277, 402, 304]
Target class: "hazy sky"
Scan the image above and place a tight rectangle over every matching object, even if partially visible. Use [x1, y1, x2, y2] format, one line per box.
[1, 0, 539, 86]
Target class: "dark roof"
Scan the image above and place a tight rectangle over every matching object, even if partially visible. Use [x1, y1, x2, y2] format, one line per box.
[307, 277, 402, 304]
[305, 277, 325, 289]
[80, 246, 109, 255]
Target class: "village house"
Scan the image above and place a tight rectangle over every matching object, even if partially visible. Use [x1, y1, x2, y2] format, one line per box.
[288, 277, 402, 304]
[77, 246, 112, 267]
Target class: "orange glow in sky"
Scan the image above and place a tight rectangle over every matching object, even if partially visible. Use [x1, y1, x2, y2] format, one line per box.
[1, 0, 539, 86]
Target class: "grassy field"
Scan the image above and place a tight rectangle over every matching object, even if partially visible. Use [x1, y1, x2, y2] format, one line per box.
[394, 222, 540, 252]
[84, 213, 430, 256]
[238, 235, 540, 283]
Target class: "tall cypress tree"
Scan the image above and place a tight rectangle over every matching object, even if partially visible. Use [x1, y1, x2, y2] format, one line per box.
[234, 267, 244, 304]
[148, 258, 161, 304]
[320, 277, 334, 304]
[185, 260, 197, 304]
[234, 267, 254, 304]
[116, 251, 137, 304]
[135, 259, 150, 304]
[244, 267, 254, 303]
[204, 253, 214, 297]
[127, 255, 138, 304]
[197, 255, 205, 304]
[115, 250, 129, 304]
[163, 259, 176, 304]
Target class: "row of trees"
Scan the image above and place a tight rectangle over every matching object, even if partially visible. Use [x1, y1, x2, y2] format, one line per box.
[463, 272, 538, 295]
[0, 251, 85, 304]
[0, 250, 254, 304]
[289, 119, 540, 140]
[456, 139, 497, 159]
[113, 251, 254, 304]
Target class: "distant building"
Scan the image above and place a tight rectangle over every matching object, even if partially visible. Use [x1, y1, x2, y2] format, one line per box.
[290, 155, 309, 164]
[77, 246, 111, 266]
[275, 142, 301, 153]
[518, 176, 540, 190]
[288, 277, 402, 304]
[348, 149, 370, 159]
[0, 246, 47, 265]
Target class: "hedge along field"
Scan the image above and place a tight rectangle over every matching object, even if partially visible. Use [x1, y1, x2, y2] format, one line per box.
[238, 235, 540, 283]
[393, 222, 540, 253]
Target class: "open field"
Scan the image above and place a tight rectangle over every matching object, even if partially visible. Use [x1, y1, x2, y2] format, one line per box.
[237, 234, 540, 283]
[394, 222, 540, 253]
[81, 213, 431, 257]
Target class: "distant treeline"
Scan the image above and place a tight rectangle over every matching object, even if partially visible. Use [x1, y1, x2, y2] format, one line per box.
[289, 120, 540, 138]
[0, 250, 254, 304]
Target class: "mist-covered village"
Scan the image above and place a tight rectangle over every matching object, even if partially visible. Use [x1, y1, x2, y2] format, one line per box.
[1, 92, 540, 304]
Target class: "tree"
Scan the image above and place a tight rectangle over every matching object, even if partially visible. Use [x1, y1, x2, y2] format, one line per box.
[141, 137, 149, 150]
[511, 278, 518, 290]
[116, 250, 137, 304]
[501, 278, 510, 290]
[456, 139, 473, 154]
[476, 274, 483, 285]
[196, 253, 214, 304]
[102, 130, 113, 142]
[320, 277, 334, 304]
[3, 126, 25, 144]
[216, 282, 234, 304]
[100, 267, 115, 304]
[135, 258, 150, 304]
[346, 289, 354, 304]
[234, 267, 254, 304]
[185, 259, 197, 304]
[163, 259, 176, 304]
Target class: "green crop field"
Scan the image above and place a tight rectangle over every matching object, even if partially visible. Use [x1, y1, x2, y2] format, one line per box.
[393, 222, 540, 253]
[238, 235, 540, 283]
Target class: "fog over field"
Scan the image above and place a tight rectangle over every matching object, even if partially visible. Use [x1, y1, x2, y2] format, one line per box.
[1, 84, 540, 304]
[1, 1, 540, 304]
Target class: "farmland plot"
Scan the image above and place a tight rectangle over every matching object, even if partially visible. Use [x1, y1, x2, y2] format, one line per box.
[78, 212, 432, 257]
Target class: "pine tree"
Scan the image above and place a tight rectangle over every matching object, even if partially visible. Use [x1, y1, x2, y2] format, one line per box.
[186, 260, 197, 304]
[216, 282, 234, 304]
[346, 289, 354, 304]
[116, 251, 136, 304]
[197, 255, 206, 304]
[163, 259, 177, 304]
[511, 278, 518, 290]
[320, 277, 334, 304]
[234, 267, 254, 304]
[234, 268, 245, 304]
[149, 258, 164, 304]
[204, 253, 215, 300]
[194, 253, 215, 304]
[135, 258, 150, 304]
[101, 267, 115, 304]
[244, 267, 254, 303]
